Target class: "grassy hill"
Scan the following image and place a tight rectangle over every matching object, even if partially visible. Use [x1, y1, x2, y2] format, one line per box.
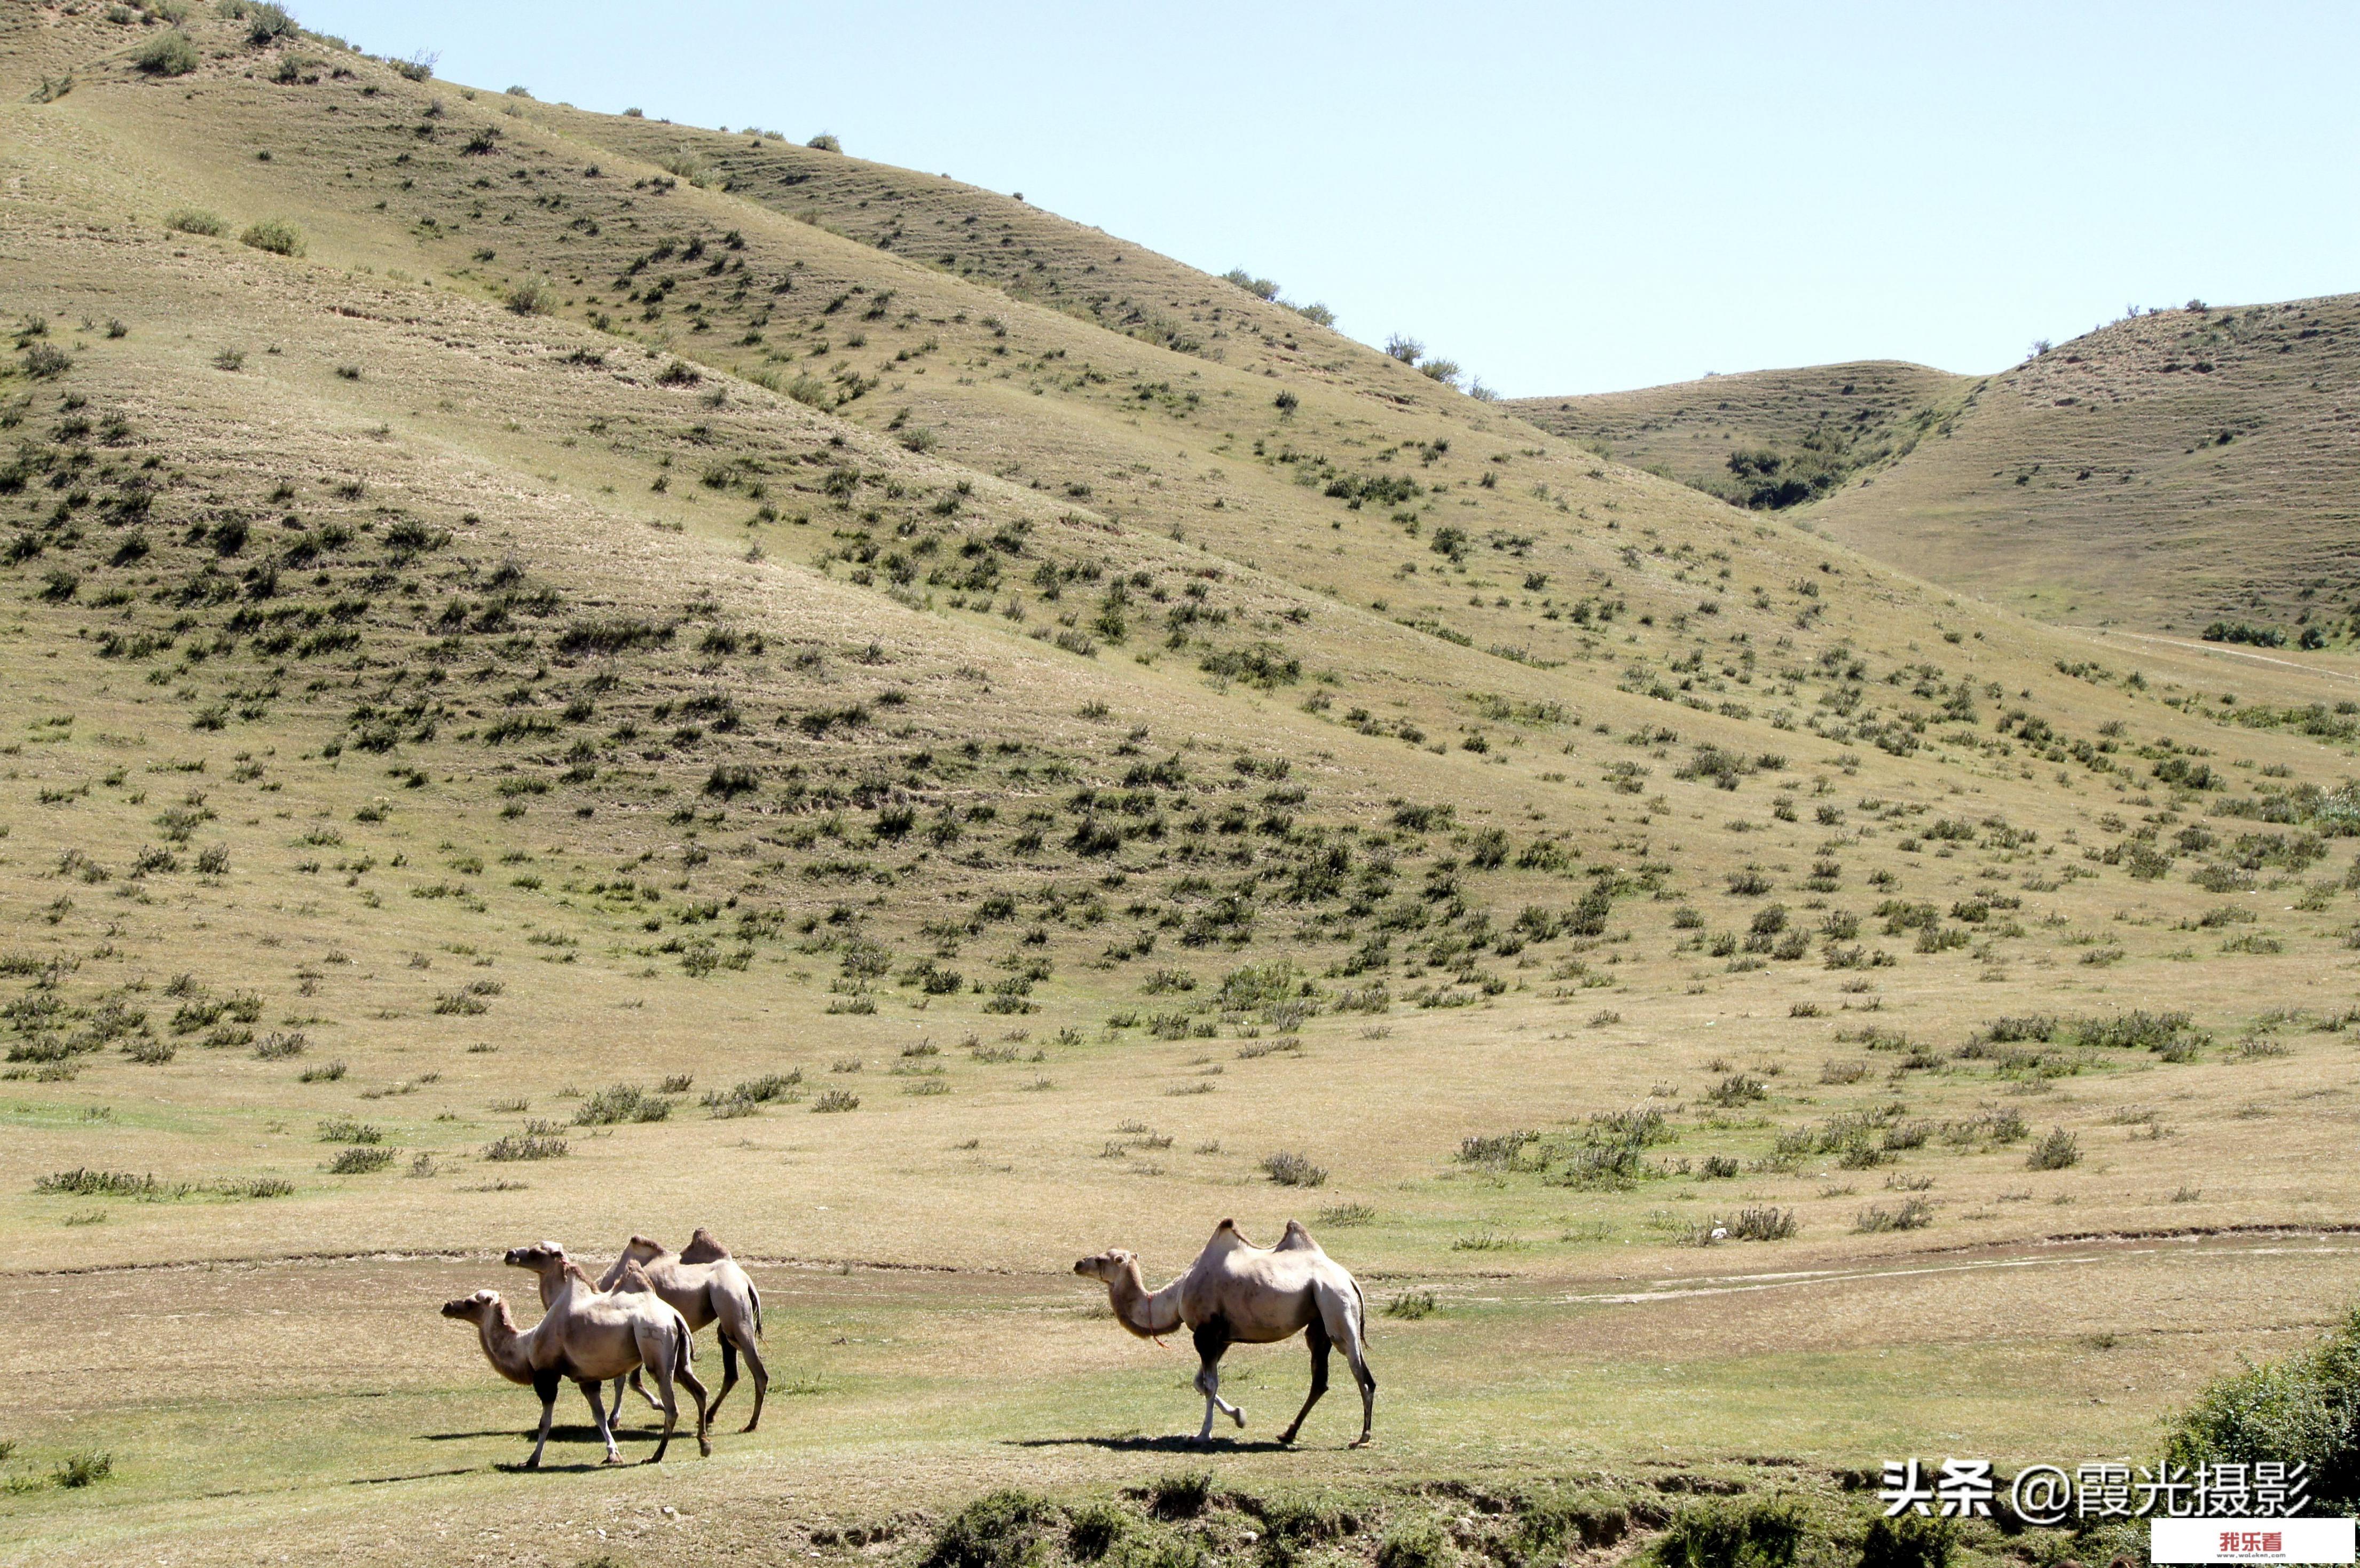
[1513, 304, 2360, 640]
[5, 6, 2360, 1563]
[1509, 361, 1974, 511]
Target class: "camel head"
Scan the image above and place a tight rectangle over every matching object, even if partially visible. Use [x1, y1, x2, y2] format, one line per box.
[502, 1240, 571, 1274]
[440, 1288, 501, 1322]
[1072, 1247, 1138, 1283]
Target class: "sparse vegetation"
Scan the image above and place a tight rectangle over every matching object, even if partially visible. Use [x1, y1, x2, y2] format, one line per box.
[238, 219, 304, 256]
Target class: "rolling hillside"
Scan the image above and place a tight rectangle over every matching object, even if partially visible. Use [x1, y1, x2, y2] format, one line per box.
[1514, 300, 2360, 639]
[5, 6, 2360, 1562]
[1510, 360, 1973, 510]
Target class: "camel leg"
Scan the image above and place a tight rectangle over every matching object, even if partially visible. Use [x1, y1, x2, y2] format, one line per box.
[628, 1367, 662, 1413]
[735, 1329, 769, 1434]
[525, 1370, 561, 1469]
[676, 1353, 712, 1458]
[642, 1338, 678, 1464]
[706, 1337, 739, 1430]
[1331, 1295, 1378, 1448]
[1191, 1318, 1243, 1443]
[1278, 1318, 1331, 1446]
[579, 1378, 622, 1464]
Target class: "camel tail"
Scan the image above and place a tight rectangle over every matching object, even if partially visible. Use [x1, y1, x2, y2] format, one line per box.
[674, 1309, 696, 1373]
[1351, 1275, 1370, 1343]
[750, 1279, 765, 1339]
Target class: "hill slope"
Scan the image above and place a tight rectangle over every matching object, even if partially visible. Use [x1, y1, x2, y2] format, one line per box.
[1509, 360, 1973, 509]
[1803, 297, 2360, 636]
[1514, 300, 2360, 638]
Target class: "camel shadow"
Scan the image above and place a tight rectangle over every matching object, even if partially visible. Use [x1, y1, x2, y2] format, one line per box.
[418, 1425, 646, 1446]
[348, 1467, 478, 1486]
[1009, 1435, 1297, 1454]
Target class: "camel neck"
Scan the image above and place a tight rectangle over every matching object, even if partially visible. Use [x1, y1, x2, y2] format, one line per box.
[1108, 1262, 1184, 1338]
[475, 1307, 534, 1384]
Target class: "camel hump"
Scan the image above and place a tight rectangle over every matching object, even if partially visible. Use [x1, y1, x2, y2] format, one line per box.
[614, 1258, 657, 1293]
[679, 1227, 731, 1264]
[627, 1233, 670, 1256]
[1276, 1219, 1321, 1252]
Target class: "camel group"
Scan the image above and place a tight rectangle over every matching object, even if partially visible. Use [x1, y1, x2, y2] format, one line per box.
[445, 1216, 1375, 1468]
[440, 1228, 766, 1468]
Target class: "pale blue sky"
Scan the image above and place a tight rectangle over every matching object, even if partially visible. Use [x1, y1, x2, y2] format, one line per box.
[298, 2, 2358, 396]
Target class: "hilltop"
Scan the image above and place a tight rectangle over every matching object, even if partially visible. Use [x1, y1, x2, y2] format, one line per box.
[1510, 360, 1972, 511]
[5, 6, 2360, 1562]
[1513, 298, 2360, 639]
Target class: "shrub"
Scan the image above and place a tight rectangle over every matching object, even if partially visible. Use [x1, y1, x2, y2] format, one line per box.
[920, 1488, 1059, 1568]
[134, 31, 200, 75]
[318, 1117, 381, 1144]
[164, 208, 226, 237]
[391, 49, 437, 81]
[655, 359, 702, 387]
[329, 1146, 394, 1174]
[1855, 1198, 1933, 1233]
[1703, 1073, 1766, 1107]
[35, 1169, 162, 1197]
[1858, 1513, 1957, 1568]
[1654, 1496, 1805, 1568]
[244, 3, 297, 45]
[807, 132, 843, 153]
[1144, 1471, 1212, 1519]
[484, 1128, 567, 1161]
[21, 342, 71, 380]
[572, 1083, 670, 1125]
[1262, 1150, 1327, 1187]
[1724, 1205, 1797, 1241]
[1065, 1501, 1130, 1562]
[2165, 1304, 2360, 1509]
[239, 219, 305, 256]
[506, 277, 555, 316]
[1376, 1516, 1457, 1568]
[53, 1449, 112, 1488]
[1386, 1289, 1437, 1320]
[812, 1088, 860, 1113]
[2026, 1126, 2080, 1170]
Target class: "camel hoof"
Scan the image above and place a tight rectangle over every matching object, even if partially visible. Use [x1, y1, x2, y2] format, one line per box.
[739, 1421, 759, 1436]
[698, 1440, 713, 1457]
[1350, 1436, 1375, 1449]
[602, 1454, 624, 1467]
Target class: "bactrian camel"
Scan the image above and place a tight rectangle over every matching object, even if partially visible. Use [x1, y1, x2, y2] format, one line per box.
[593, 1228, 768, 1433]
[1074, 1217, 1375, 1446]
[439, 1242, 709, 1468]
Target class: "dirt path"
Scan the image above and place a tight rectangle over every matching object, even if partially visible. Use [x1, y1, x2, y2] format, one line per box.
[2060, 625, 2360, 687]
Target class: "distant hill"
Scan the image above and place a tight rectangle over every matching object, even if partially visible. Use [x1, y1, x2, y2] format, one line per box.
[1513, 297, 2360, 640]
[1509, 361, 1973, 510]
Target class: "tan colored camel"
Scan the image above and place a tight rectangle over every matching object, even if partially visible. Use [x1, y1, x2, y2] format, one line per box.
[1074, 1217, 1374, 1446]
[440, 1242, 709, 1468]
[593, 1228, 769, 1432]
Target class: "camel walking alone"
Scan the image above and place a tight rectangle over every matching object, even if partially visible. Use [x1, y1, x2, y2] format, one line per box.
[440, 1242, 709, 1468]
[595, 1229, 769, 1433]
[1075, 1217, 1375, 1446]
